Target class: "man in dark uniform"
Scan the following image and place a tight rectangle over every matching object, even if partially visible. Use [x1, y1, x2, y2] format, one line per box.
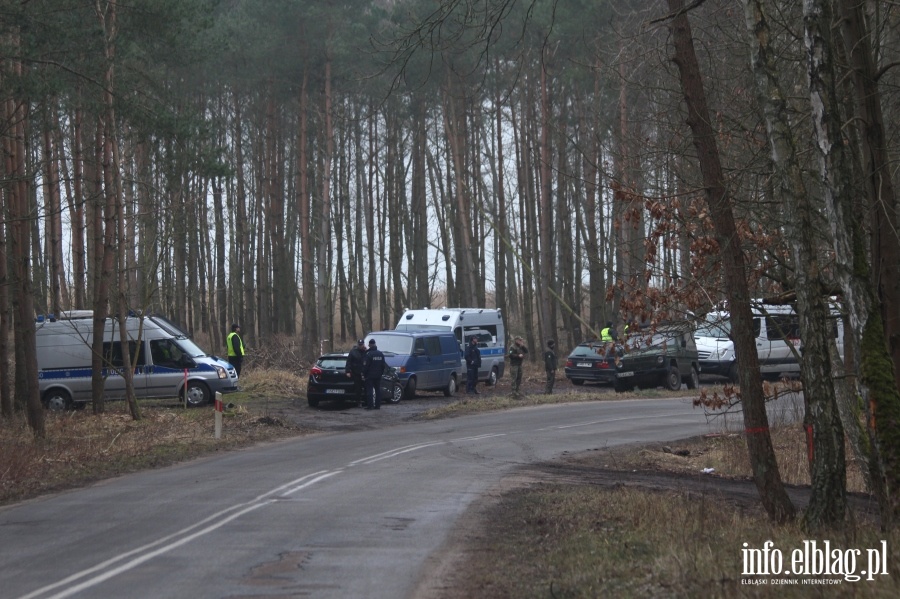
[508, 336, 528, 399]
[345, 339, 366, 407]
[544, 339, 557, 394]
[464, 336, 482, 394]
[361, 339, 386, 410]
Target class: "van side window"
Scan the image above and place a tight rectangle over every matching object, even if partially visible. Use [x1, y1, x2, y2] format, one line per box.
[752, 318, 762, 337]
[151, 339, 183, 367]
[414, 338, 426, 355]
[424, 336, 442, 356]
[766, 316, 800, 341]
[102, 341, 145, 368]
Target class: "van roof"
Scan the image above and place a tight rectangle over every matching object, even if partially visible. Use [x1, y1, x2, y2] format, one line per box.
[368, 330, 455, 338]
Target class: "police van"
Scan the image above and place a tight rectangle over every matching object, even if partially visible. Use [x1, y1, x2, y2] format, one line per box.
[36, 311, 238, 409]
[395, 308, 505, 386]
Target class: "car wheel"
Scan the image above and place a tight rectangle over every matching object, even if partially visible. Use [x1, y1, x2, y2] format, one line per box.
[487, 367, 498, 386]
[571, 379, 585, 386]
[663, 366, 681, 391]
[183, 381, 211, 407]
[307, 397, 319, 408]
[43, 389, 72, 411]
[387, 382, 403, 404]
[405, 376, 417, 400]
[613, 379, 629, 393]
[728, 363, 740, 385]
[444, 375, 457, 397]
[686, 366, 700, 390]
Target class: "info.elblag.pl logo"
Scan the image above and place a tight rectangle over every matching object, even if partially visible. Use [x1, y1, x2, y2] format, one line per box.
[741, 540, 889, 585]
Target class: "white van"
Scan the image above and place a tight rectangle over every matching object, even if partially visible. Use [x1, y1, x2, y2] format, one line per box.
[36, 311, 238, 409]
[396, 308, 505, 385]
[694, 302, 844, 383]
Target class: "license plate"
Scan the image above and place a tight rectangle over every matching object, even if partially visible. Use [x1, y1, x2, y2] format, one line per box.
[325, 389, 345, 394]
[577, 362, 592, 367]
[617, 371, 634, 378]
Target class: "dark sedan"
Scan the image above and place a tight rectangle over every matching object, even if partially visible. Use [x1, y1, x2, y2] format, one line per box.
[306, 353, 403, 408]
[564, 342, 619, 386]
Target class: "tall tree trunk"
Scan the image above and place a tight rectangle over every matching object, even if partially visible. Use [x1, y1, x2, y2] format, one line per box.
[443, 75, 477, 307]
[297, 70, 317, 359]
[537, 60, 553, 344]
[667, 0, 795, 523]
[837, 0, 900, 393]
[9, 101, 44, 435]
[317, 55, 334, 353]
[70, 104, 87, 309]
[743, 0, 846, 529]
[803, 0, 900, 528]
[411, 100, 430, 310]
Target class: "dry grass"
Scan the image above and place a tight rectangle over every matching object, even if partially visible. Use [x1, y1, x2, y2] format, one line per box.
[448, 484, 900, 598]
[600, 424, 870, 494]
[434, 423, 897, 598]
[0, 369, 308, 506]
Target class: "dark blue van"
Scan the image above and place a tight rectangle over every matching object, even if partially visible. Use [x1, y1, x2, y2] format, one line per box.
[365, 331, 463, 399]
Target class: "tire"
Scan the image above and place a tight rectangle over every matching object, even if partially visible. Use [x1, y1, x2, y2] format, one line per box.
[443, 375, 457, 397]
[183, 381, 211, 407]
[307, 397, 319, 408]
[487, 367, 499, 387]
[404, 376, 418, 400]
[571, 379, 585, 386]
[43, 389, 72, 411]
[663, 366, 681, 391]
[685, 366, 700, 390]
[387, 382, 403, 404]
[613, 379, 629, 393]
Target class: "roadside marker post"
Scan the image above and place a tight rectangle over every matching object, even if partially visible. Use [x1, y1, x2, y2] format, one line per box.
[214, 392, 223, 439]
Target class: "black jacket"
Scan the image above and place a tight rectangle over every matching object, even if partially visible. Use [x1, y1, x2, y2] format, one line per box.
[346, 346, 365, 376]
[465, 343, 482, 369]
[362, 348, 386, 380]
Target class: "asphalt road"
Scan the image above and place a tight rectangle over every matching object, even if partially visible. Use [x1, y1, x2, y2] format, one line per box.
[1, 396, 796, 599]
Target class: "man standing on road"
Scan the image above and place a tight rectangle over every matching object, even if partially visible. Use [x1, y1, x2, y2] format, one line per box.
[464, 336, 482, 394]
[345, 339, 367, 407]
[508, 336, 528, 399]
[361, 339, 386, 410]
[544, 340, 557, 394]
[226, 324, 245, 377]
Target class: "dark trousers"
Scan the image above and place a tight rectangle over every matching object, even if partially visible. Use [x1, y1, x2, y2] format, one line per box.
[545, 369, 556, 394]
[466, 367, 479, 392]
[364, 378, 381, 408]
[351, 372, 364, 403]
[228, 355, 243, 377]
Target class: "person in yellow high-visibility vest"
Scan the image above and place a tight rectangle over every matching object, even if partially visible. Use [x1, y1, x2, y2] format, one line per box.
[600, 321, 618, 343]
[226, 323, 245, 377]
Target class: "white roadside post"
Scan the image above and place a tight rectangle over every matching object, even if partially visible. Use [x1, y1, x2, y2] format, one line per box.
[214, 392, 223, 439]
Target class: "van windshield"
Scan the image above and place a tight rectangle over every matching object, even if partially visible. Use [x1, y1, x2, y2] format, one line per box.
[367, 335, 413, 355]
[176, 338, 208, 358]
[695, 320, 731, 338]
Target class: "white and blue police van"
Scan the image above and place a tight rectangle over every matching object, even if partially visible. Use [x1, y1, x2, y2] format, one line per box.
[395, 308, 506, 386]
[36, 310, 238, 409]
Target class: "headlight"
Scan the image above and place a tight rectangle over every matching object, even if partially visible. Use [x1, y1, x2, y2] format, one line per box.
[214, 365, 227, 379]
[656, 355, 664, 364]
